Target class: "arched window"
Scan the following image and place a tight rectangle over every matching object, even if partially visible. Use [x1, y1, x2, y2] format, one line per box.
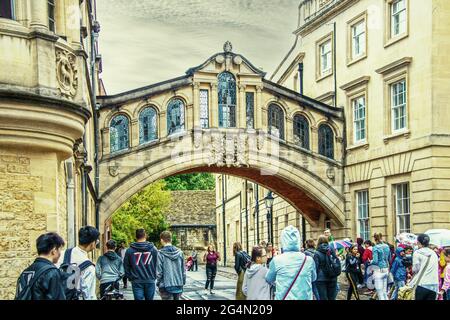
[268, 104, 285, 140]
[139, 107, 157, 144]
[0, 0, 15, 20]
[293, 114, 310, 149]
[110, 115, 129, 153]
[318, 124, 334, 159]
[218, 72, 236, 128]
[167, 98, 185, 135]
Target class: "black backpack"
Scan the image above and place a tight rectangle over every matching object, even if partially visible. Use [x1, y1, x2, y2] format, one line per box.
[59, 248, 95, 300]
[15, 264, 57, 300]
[323, 249, 342, 278]
[240, 251, 252, 270]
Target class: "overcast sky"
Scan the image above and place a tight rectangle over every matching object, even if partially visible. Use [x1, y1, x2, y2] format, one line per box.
[96, 0, 299, 95]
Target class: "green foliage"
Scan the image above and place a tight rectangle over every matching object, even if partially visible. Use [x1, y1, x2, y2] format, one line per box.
[111, 180, 172, 246]
[164, 173, 215, 191]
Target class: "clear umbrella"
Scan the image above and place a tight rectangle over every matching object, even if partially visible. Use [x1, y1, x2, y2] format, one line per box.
[424, 229, 450, 248]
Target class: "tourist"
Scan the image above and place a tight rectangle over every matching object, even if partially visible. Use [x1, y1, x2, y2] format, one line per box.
[345, 244, 361, 300]
[410, 234, 439, 300]
[266, 226, 316, 300]
[403, 245, 414, 281]
[266, 242, 274, 266]
[15, 233, 66, 300]
[313, 235, 341, 300]
[371, 232, 391, 300]
[203, 244, 220, 295]
[96, 240, 124, 298]
[157, 231, 186, 300]
[390, 247, 407, 300]
[116, 242, 128, 288]
[123, 229, 158, 300]
[438, 247, 447, 299]
[58, 226, 99, 300]
[304, 239, 319, 300]
[242, 246, 272, 300]
[356, 238, 365, 287]
[233, 242, 250, 300]
[439, 249, 450, 300]
[191, 249, 198, 272]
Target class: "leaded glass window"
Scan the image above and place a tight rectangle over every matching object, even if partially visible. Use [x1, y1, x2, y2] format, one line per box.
[246, 92, 254, 129]
[218, 72, 236, 128]
[199, 89, 209, 129]
[293, 114, 309, 149]
[110, 115, 129, 153]
[318, 124, 334, 159]
[167, 98, 185, 135]
[139, 107, 157, 144]
[268, 104, 285, 140]
[0, 0, 15, 19]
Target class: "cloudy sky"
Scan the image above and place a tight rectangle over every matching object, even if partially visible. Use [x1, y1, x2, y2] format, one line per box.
[96, 0, 299, 94]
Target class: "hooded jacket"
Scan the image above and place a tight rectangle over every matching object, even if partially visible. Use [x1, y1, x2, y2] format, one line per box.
[409, 247, 439, 291]
[265, 226, 316, 300]
[372, 242, 390, 269]
[345, 254, 360, 274]
[95, 251, 125, 284]
[157, 245, 186, 293]
[313, 243, 339, 282]
[242, 263, 272, 300]
[123, 242, 158, 284]
[390, 248, 407, 281]
[16, 258, 66, 300]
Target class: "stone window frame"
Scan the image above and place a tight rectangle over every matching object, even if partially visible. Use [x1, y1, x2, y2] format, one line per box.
[315, 32, 334, 82]
[199, 89, 210, 129]
[355, 189, 370, 242]
[385, 174, 412, 238]
[317, 123, 335, 160]
[347, 11, 367, 66]
[384, 0, 409, 48]
[376, 57, 411, 144]
[393, 182, 411, 234]
[109, 113, 131, 154]
[138, 106, 158, 145]
[341, 76, 370, 150]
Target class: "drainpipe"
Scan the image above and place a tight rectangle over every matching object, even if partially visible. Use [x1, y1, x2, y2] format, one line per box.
[245, 180, 249, 253]
[221, 174, 226, 266]
[81, 149, 87, 226]
[255, 184, 260, 244]
[298, 63, 304, 95]
[91, 24, 100, 231]
[66, 160, 76, 247]
[333, 22, 337, 108]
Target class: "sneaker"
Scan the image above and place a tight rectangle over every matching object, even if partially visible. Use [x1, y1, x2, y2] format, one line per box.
[204, 289, 209, 295]
[210, 290, 215, 295]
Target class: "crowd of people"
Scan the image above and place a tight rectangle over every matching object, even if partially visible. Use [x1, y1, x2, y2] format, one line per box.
[14, 224, 450, 301]
[15, 227, 186, 300]
[230, 227, 450, 300]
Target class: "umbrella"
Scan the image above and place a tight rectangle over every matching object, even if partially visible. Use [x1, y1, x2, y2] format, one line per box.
[424, 229, 450, 248]
[330, 239, 352, 250]
[395, 233, 417, 247]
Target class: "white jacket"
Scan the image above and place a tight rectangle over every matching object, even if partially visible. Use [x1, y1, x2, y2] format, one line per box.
[409, 247, 439, 289]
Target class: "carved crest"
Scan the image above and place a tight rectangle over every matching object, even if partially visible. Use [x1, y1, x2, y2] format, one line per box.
[223, 41, 233, 53]
[56, 49, 78, 98]
[109, 165, 120, 177]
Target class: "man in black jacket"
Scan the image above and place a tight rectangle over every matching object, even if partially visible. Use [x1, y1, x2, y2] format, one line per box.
[123, 229, 158, 300]
[16, 233, 66, 300]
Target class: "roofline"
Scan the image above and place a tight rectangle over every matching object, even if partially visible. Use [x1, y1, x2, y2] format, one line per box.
[96, 75, 192, 107]
[262, 79, 343, 119]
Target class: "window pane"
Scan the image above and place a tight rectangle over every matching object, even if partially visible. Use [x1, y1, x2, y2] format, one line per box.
[293, 115, 309, 149]
[110, 115, 129, 152]
[218, 72, 237, 128]
[246, 92, 254, 129]
[268, 104, 285, 140]
[318, 124, 334, 159]
[0, 0, 14, 19]
[167, 99, 185, 135]
[200, 89, 209, 129]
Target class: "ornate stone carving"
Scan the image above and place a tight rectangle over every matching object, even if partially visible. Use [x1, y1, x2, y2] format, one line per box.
[326, 167, 336, 180]
[109, 165, 120, 177]
[223, 41, 233, 53]
[56, 49, 78, 98]
[215, 55, 225, 64]
[206, 131, 249, 168]
[233, 55, 243, 65]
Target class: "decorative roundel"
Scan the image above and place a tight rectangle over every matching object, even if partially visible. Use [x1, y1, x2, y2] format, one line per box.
[233, 55, 243, 65]
[215, 54, 225, 64]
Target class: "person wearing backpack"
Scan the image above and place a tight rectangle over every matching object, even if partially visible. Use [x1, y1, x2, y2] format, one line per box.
[15, 232, 66, 300]
[96, 240, 125, 298]
[123, 229, 158, 300]
[242, 246, 272, 300]
[233, 242, 250, 300]
[313, 235, 341, 300]
[265, 226, 317, 300]
[57, 226, 99, 300]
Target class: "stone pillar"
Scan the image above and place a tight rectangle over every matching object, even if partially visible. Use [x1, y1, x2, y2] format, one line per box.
[131, 119, 139, 147]
[101, 128, 110, 155]
[286, 118, 294, 143]
[210, 83, 218, 128]
[255, 85, 263, 130]
[30, 0, 49, 31]
[193, 82, 200, 128]
[336, 136, 343, 160]
[66, 0, 81, 47]
[160, 111, 167, 137]
[238, 84, 246, 129]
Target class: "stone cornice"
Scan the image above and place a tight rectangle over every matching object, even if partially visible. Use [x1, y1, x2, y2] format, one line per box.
[340, 76, 370, 92]
[375, 57, 413, 75]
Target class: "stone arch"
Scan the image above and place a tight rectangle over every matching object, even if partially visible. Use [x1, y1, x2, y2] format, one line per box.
[103, 108, 133, 130]
[289, 109, 316, 128]
[162, 93, 191, 110]
[316, 118, 341, 139]
[98, 142, 345, 234]
[266, 101, 287, 140]
[108, 113, 132, 153]
[133, 100, 163, 118]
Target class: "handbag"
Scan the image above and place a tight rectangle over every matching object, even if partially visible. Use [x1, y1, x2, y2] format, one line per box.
[398, 254, 431, 300]
[282, 256, 308, 300]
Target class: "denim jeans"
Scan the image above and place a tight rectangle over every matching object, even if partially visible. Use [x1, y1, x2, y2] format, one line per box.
[316, 280, 338, 300]
[446, 289, 450, 301]
[159, 288, 182, 300]
[374, 268, 389, 300]
[132, 282, 156, 300]
[390, 280, 405, 300]
[312, 282, 320, 300]
[205, 264, 217, 290]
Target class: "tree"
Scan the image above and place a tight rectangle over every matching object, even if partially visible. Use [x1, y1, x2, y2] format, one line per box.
[111, 180, 172, 246]
[164, 173, 215, 191]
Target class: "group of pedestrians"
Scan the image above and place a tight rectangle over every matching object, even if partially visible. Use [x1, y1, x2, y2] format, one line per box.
[15, 227, 186, 300]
